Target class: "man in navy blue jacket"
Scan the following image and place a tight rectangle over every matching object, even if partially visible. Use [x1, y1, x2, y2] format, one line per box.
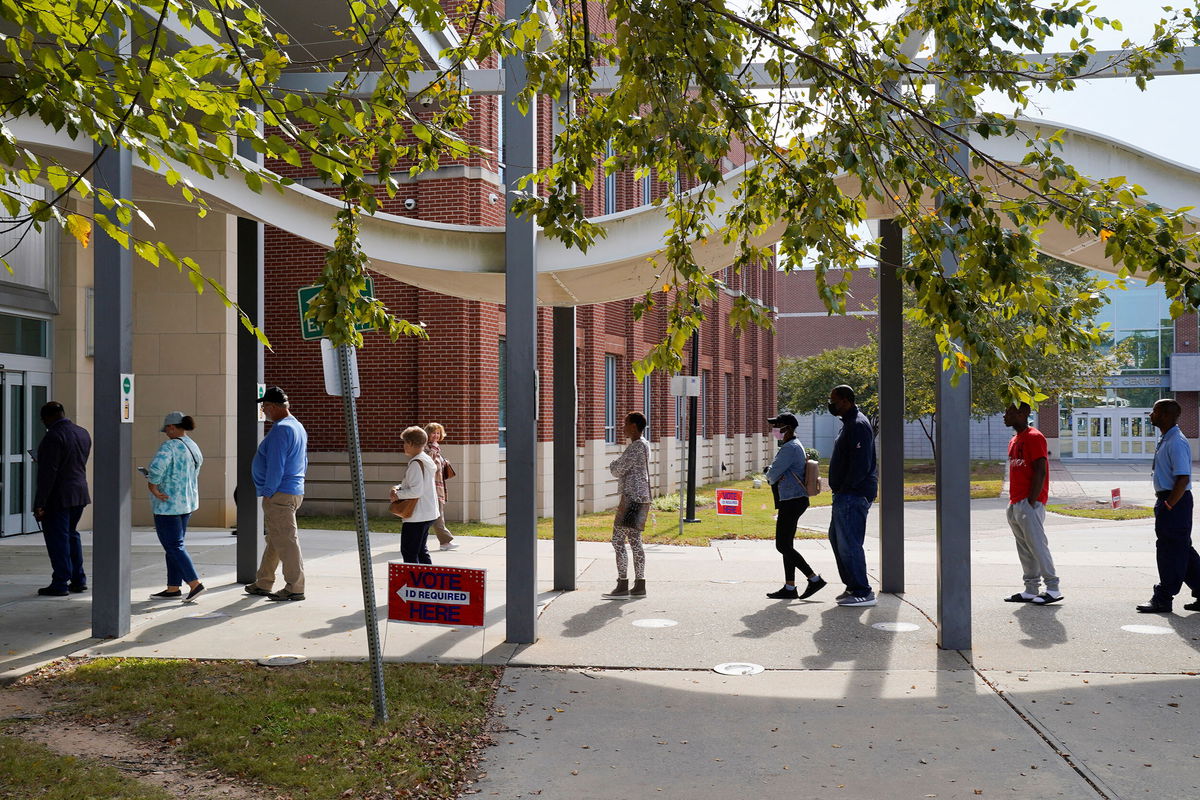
[827, 385, 878, 607]
[34, 401, 92, 597]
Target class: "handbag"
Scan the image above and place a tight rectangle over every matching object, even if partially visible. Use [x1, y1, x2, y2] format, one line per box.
[443, 462, 456, 480]
[389, 459, 425, 519]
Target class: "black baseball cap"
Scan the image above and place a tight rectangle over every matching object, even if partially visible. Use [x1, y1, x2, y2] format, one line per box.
[258, 386, 288, 404]
[767, 412, 800, 428]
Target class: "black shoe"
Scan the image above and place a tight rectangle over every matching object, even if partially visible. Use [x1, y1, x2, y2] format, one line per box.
[1183, 600, 1200, 612]
[150, 589, 182, 599]
[1136, 600, 1172, 614]
[798, 576, 827, 600]
[37, 586, 69, 597]
[267, 590, 305, 602]
[183, 584, 206, 603]
[244, 584, 273, 597]
[68, 583, 88, 593]
[766, 586, 799, 600]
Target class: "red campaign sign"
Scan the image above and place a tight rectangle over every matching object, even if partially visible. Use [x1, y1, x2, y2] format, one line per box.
[388, 563, 486, 628]
[715, 488, 743, 516]
[1111, 488, 1122, 509]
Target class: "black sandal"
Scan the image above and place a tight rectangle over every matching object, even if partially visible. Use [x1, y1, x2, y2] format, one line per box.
[1004, 592, 1035, 603]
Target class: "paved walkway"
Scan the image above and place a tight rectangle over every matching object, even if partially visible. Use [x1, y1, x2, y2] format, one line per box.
[1, 461, 1197, 799]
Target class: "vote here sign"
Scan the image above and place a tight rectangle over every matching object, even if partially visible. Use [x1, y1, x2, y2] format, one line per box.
[388, 563, 486, 627]
[715, 488, 743, 516]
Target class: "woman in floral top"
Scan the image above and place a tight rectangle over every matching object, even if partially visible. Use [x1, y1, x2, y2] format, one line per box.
[424, 422, 457, 551]
[602, 412, 652, 600]
[146, 412, 205, 602]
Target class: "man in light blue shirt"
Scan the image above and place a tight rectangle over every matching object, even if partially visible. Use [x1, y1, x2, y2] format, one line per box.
[1137, 399, 1200, 614]
[245, 386, 309, 602]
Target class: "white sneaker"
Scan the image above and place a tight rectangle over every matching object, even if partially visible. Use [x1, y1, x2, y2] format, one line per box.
[837, 592, 877, 607]
[440, 542, 459, 551]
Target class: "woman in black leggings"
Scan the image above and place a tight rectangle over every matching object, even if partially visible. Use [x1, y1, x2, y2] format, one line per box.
[764, 413, 827, 600]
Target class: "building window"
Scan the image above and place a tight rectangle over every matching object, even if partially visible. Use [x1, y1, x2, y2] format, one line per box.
[0, 313, 49, 358]
[724, 373, 733, 435]
[642, 375, 652, 441]
[701, 370, 710, 438]
[498, 337, 507, 449]
[604, 354, 618, 443]
[761, 378, 769, 432]
[745, 375, 754, 432]
[641, 173, 652, 206]
[604, 141, 616, 215]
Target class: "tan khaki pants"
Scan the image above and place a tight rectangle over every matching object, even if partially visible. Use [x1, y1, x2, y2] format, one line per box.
[254, 493, 305, 593]
[432, 500, 454, 545]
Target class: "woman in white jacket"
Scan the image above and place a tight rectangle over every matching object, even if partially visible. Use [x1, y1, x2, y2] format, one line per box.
[391, 426, 440, 564]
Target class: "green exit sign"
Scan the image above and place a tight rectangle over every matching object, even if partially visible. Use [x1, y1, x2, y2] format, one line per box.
[297, 278, 376, 341]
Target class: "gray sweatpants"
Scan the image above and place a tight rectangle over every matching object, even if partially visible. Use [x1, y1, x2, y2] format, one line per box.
[1006, 500, 1059, 594]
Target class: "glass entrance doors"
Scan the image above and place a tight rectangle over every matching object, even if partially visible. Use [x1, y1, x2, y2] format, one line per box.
[1070, 407, 1156, 459]
[0, 368, 51, 535]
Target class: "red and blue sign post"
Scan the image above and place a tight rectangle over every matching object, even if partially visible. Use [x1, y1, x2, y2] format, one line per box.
[388, 563, 486, 627]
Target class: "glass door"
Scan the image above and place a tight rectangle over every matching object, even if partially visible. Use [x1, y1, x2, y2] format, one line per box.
[0, 370, 50, 536]
[1118, 410, 1156, 458]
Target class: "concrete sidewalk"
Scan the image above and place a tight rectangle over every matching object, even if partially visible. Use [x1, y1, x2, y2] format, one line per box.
[2, 462, 1198, 799]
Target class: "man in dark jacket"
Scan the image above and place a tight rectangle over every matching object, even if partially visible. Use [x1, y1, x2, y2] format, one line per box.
[827, 385, 878, 607]
[34, 401, 92, 596]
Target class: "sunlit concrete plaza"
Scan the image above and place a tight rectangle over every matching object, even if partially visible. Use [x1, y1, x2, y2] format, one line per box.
[2, 462, 1197, 799]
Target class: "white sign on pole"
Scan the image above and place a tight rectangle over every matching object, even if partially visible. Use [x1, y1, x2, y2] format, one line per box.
[320, 339, 361, 397]
[257, 383, 267, 422]
[119, 374, 135, 423]
[670, 375, 700, 397]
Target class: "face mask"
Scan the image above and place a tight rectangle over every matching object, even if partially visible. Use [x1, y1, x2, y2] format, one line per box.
[827, 402, 840, 417]
[771, 428, 783, 440]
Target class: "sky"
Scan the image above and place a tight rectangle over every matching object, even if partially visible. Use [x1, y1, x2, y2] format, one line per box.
[976, 0, 1200, 169]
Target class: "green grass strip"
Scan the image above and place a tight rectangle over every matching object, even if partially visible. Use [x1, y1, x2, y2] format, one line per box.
[1046, 503, 1155, 520]
[42, 659, 502, 800]
[0, 732, 172, 800]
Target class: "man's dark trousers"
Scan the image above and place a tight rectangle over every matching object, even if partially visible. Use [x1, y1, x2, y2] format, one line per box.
[1153, 491, 1200, 605]
[43, 505, 86, 591]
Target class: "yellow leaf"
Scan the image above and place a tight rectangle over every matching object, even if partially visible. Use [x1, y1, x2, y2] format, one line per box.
[66, 214, 91, 248]
[1099, 229, 1114, 241]
[954, 352, 969, 371]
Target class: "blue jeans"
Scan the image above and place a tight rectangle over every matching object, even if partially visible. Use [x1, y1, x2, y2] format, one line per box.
[1152, 492, 1200, 604]
[829, 493, 872, 596]
[154, 513, 197, 586]
[43, 505, 86, 591]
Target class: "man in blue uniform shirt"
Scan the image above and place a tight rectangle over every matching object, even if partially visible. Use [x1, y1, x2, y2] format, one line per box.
[1138, 399, 1200, 614]
[245, 386, 309, 602]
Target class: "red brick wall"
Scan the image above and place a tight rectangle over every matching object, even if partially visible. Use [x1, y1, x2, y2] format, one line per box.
[1176, 314, 1198, 437]
[775, 269, 878, 358]
[262, 1, 777, 452]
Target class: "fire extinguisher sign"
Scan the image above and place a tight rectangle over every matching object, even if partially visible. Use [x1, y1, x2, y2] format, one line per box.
[120, 374, 135, 424]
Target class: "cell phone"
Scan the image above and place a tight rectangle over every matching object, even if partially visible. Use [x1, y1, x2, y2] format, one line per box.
[136, 466, 149, 477]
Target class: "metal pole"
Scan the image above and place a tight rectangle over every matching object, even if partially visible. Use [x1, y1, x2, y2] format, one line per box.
[236, 108, 264, 582]
[503, 0, 539, 644]
[684, 328, 700, 522]
[934, 113, 973, 651]
[337, 344, 388, 723]
[552, 307, 577, 591]
[91, 30, 132, 638]
[878, 218, 905, 593]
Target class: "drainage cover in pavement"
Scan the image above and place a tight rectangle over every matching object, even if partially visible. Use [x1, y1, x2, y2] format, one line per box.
[1121, 624, 1172, 635]
[871, 622, 920, 632]
[632, 618, 678, 628]
[184, 611, 228, 620]
[257, 654, 308, 666]
[714, 662, 765, 676]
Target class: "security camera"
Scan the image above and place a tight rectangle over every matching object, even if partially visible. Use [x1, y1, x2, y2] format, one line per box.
[488, 193, 499, 204]
[403, 198, 417, 211]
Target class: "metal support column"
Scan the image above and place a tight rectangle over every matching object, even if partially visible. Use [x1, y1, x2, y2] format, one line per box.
[235, 126, 265, 583]
[503, 0, 539, 644]
[552, 307, 577, 591]
[934, 134, 973, 651]
[684, 328, 700, 522]
[91, 141, 133, 638]
[878, 219, 905, 593]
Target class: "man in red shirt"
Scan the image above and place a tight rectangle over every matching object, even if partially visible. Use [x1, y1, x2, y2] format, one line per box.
[1002, 402, 1061, 605]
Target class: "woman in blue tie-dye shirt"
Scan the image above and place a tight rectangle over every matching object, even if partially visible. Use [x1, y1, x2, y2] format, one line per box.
[146, 412, 205, 603]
